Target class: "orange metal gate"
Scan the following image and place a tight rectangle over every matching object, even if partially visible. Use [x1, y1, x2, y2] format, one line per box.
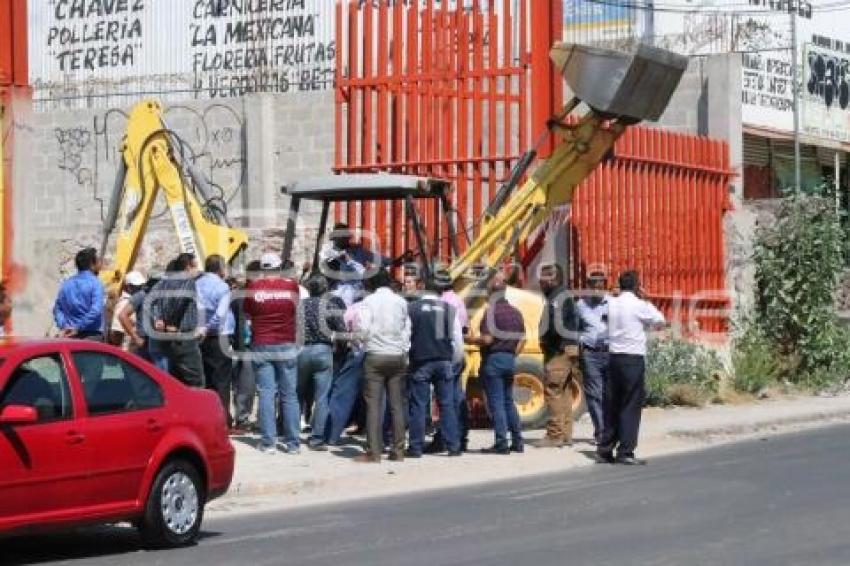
[333, 0, 733, 335]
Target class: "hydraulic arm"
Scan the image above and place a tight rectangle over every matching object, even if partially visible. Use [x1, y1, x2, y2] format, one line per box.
[448, 43, 688, 302]
[99, 100, 247, 288]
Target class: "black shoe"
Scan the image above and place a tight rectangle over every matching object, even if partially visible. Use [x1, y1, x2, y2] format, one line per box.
[595, 450, 616, 464]
[460, 441, 469, 453]
[481, 446, 510, 455]
[404, 449, 423, 459]
[424, 442, 446, 454]
[447, 450, 462, 457]
[510, 444, 525, 454]
[615, 455, 647, 466]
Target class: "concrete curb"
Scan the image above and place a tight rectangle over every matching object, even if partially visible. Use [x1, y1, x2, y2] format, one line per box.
[211, 394, 850, 506]
[666, 405, 850, 440]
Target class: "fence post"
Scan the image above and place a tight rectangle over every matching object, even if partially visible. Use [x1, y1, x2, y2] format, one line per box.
[529, 0, 563, 158]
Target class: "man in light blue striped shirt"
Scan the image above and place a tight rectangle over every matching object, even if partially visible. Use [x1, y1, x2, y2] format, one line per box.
[576, 270, 610, 445]
[196, 254, 235, 427]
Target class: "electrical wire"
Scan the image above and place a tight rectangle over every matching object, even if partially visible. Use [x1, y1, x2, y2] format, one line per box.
[573, 0, 850, 13]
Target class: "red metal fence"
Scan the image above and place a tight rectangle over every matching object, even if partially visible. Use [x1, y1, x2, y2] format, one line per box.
[569, 128, 732, 335]
[333, 0, 733, 336]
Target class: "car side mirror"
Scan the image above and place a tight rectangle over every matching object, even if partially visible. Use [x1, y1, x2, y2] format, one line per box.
[0, 405, 39, 425]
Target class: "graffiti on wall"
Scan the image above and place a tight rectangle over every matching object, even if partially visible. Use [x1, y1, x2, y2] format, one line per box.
[52, 102, 246, 220]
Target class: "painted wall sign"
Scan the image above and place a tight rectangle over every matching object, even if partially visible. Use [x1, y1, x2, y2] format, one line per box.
[652, 0, 850, 139]
[802, 43, 850, 142]
[29, 0, 338, 101]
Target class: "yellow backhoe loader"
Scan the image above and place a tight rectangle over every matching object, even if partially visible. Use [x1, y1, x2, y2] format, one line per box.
[281, 42, 688, 427]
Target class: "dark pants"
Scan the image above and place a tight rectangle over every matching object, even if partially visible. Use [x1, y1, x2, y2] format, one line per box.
[581, 349, 609, 443]
[160, 338, 205, 388]
[599, 353, 646, 458]
[408, 360, 459, 455]
[481, 352, 523, 450]
[201, 335, 234, 427]
[431, 361, 469, 450]
[232, 357, 255, 426]
[76, 332, 104, 341]
[363, 353, 407, 459]
[325, 349, 366, 444]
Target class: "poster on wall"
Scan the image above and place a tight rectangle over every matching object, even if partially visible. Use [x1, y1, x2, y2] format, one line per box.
[563, 0, 636, 41]
[653, 0, 850, 141]
[802, 43, 850, 143]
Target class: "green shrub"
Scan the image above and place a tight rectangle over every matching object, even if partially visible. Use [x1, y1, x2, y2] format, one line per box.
[731, 323, 782, 395]
[645, 338, 724, 407]
[751, 192, 850, 391]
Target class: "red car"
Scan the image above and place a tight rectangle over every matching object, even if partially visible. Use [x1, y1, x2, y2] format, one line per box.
[0, 339, 234, 547]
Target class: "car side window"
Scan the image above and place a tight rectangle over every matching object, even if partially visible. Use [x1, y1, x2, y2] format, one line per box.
[0, 354, 73, 423]
[72, 352, 164, 416]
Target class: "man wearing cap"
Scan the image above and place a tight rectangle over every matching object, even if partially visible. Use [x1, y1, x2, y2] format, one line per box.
[533, 263, 581, 449]
[108, 271, 146, 348]
[577, 270, 610, 445]
[197, 254, 236, 428]
[245, 252, 302, 454]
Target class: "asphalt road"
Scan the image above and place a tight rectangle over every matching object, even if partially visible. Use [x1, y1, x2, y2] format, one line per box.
[4, 424, 850, 566]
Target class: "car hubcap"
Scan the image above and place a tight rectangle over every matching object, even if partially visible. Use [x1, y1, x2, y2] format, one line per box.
[161, 471, 199, 535]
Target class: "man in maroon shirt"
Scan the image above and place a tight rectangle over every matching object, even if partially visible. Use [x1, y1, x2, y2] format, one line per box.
[244, 252, 301, 454]
[467, 271, 526, 454]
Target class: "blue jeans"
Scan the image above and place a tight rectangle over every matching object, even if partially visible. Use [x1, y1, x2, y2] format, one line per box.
[147, 339, 169, 372]
[325, 349, 365, 444]
[581, 349, 609, 443]
[481, 352, 523, 450]
[252, 343, 300, 449]
[298, 343, 334, 445]
[408, 360, 459, 454]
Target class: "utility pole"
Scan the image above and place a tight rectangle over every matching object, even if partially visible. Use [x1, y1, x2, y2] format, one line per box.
[791, 9, 801, 192]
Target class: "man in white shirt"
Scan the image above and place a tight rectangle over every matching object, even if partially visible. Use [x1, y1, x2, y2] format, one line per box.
[597, 270, 665, 466]
[353, 269, 411, 462]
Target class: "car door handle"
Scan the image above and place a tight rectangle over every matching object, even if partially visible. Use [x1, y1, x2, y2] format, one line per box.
[65, 431, 86, 445]
[146, 419, 162, 433]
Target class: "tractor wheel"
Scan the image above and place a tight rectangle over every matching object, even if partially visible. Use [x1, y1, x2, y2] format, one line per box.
[513, 357, 586, 430]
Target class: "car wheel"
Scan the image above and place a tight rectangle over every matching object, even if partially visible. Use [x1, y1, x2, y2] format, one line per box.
[139, 459, 205, 548]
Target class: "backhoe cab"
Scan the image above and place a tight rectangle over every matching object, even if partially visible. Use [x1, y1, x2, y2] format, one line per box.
[280, 174, 455, 283]
[280, 42, 687, 427]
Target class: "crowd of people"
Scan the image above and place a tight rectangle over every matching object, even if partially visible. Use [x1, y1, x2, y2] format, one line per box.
[50, 224, 667, 465]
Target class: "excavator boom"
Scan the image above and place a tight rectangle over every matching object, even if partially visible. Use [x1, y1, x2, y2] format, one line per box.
[449, 43, 688, 302]
[100, 100, 248, 287]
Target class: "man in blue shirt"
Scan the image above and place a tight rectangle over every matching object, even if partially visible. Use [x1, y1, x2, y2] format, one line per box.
[53, 247, 105, 340]
[577, 270, 610, 445]
[197, 254, 236, 427]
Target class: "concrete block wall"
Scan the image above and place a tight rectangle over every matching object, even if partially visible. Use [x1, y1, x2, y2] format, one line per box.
[8, 91, 335, 336]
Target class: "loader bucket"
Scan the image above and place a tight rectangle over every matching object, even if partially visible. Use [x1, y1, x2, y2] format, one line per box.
[550, 42, 689, 122]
